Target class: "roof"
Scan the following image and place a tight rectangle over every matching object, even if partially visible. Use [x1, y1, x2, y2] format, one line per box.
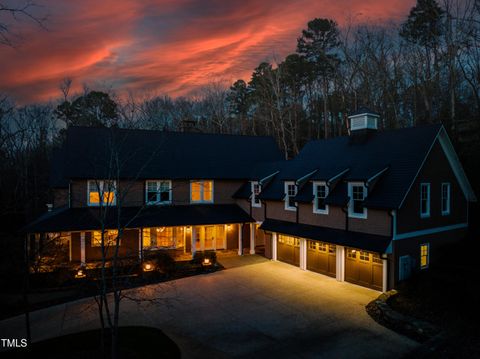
[254, 124, 445, 209]
[260, 219, 391, 253]
[349, 107, 380, 117]
[52, 126, 283, 186]
[23, 204, 254, 233]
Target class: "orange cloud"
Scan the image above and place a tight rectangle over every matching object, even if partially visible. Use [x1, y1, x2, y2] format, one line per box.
[0, 0, 415, 104]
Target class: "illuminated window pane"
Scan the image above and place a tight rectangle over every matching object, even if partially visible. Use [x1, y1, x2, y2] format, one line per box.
[191, 182, 201, 202]
[204, 181, 213, 201]
[103, 192, 115, 204]
[420, 244, 429, 268]
[89, 192, 100, 204]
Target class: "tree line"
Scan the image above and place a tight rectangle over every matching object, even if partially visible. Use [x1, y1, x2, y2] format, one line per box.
[1, 0, 479, 228]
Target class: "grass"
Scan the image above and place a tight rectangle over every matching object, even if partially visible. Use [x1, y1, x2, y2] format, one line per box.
[388, 238, 480, 358]
[3, 326, 180, 359]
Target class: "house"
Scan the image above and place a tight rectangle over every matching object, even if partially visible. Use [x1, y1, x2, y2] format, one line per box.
[24, 109, 477, 292]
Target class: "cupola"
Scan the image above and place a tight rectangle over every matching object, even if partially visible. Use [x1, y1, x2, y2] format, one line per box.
[348, 107, 380, 134]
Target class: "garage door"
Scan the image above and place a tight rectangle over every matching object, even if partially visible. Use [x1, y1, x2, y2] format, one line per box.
[306, 241, 336, 277]
[277, 235, 300, 266]
[345, 248, 383, 291]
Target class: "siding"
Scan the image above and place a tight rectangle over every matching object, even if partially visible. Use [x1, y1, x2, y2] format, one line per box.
[397, 140, 468, 234]
[53, 188, 68, 208]
[349, 209, 391, 236]
[298, 203, 345, 230]
[266, 201, 296, 222]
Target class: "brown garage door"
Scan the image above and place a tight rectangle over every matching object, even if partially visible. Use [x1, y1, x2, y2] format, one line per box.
[345, 248, 383, 291]
[277, 235, 300, 266]
[306, 241, 336, 277]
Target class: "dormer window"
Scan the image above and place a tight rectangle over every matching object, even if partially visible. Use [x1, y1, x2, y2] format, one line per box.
[284, 182, 297, 211]
[313, 182, 329, 214]
[348, 182, 367, 219]
[251, 181, 261, 208]
[146, 180, 172, 205]
[191, 180, 213, 203]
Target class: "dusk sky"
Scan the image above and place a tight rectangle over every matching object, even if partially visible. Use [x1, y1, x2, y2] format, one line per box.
[0, 0, 415, 104]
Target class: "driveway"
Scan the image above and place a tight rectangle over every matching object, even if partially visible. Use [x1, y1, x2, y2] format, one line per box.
[0, 256, 418, 358]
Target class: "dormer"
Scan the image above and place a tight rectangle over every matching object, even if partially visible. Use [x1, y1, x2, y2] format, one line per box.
[348, 107, 380, 134]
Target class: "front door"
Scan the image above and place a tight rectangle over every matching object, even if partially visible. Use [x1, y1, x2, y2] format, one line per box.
[204, 226, 215, 250]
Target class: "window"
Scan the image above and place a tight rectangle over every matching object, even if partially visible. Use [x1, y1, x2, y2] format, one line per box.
[372, 253, 382, 264]
[420, 183, 430, 218]
[88, 180, 116, 206]
[328, 244, 336, 254]
[91, 230, 118, 247]
[347, 249, 357, 259]
[420, 243, 429, 269]
[308, 241, 317, 250]
[251, 181, 261, 207]
[359, 251, 370, 262]
[146, 180, 171, 205]
[190, 180, 213, 203]
[441, 183, 451, 215]
[313, 182, 329, 214]
[348, 183, 367, 218]
[284, 182, 297, 211]
[142, 227, 180, 248]
[318, 242, 327, 252]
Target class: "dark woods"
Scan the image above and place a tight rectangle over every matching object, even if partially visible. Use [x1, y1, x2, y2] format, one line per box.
[1, 0, 479, 233]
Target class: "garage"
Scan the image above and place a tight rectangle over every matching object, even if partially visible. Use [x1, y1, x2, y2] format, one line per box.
[277, 235, 300, 266]
[345, 248, 383, 290]
[306, 240, 336, 277]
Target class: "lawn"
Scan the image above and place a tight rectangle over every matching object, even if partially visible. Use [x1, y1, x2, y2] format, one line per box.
[3, 326, 180, 359]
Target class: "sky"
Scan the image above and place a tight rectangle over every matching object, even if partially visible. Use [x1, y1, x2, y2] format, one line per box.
[0, 0, 415, 105]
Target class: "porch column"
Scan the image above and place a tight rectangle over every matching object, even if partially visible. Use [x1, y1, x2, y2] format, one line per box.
[80, 232, 86, 265]
[138, 229, 143, 260]
[249, 223, 255, 254]
[382, 259, 388, 292]
[191, 226, 197, 258]
[272, 232, 277, 261]
[299, 238, 307, 270]
[336, 245, 345, 282]
[183, 226, 187, 253]
[238, 224, 243, 255]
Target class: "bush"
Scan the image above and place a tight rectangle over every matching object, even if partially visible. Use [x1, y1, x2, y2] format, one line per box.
[145, 251, 175, 275]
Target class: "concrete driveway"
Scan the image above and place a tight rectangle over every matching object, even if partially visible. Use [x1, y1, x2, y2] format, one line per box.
[0, 256, 418, 358]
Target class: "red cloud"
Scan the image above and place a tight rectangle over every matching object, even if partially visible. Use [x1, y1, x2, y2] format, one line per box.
[0, 0, 415, 104]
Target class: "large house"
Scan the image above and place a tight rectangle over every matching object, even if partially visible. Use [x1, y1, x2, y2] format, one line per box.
[25, 109, 477, 292]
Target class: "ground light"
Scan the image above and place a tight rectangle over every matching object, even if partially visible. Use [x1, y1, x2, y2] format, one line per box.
[75, 268, 86, 279]
[143, 262, 154, 272]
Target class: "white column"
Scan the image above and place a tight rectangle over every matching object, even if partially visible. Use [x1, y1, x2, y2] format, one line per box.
[299, 238, 307, 270]
[272, 232, 277, 260]
[191, 226, 197, 258]
[238, 224, 243, 255]
[80, 232, 86, 265]
[336, 245, 345, 282]
[249, 223, 255, 254]
[200, 227, 205, 251]
[382, 259, 388, 292]
[183, 226, 187, 253]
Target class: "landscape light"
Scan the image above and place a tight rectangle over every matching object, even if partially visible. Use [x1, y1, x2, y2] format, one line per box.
[75, 269, 86, 279]
[143, 263, 154, 272]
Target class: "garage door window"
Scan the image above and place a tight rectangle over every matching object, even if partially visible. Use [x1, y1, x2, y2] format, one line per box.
[329, 244, 336, 254]
[318, 243, 327, 252]
[347, 249, 356, 259]
[308, 241, 316, 250]
[372, 253, 382, 264]
[359, 251, 370, 262]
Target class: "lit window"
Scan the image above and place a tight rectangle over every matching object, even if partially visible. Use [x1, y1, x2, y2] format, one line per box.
[284, 182, 297, 211]
[313, 182, 329, 214]
[420, 243, 429, 268]
[146, 180, 171, 205]
[88, 180, 116, 206]
[359, 251, 370, 262]
[91, 230, 118, 247]
[251, 181, 261, 207]
[420, 183, 430, 218]
[190, 180, 213, 203]
[441, 183, 451, 215]
[348, 183, 367, 218]
[143, 227, 177, 248]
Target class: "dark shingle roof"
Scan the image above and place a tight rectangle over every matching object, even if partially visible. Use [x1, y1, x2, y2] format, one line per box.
[23, 204, 253, 233]
[53, 127, 283, 183]
[255, 124, 442, 209]
[260, 219, 391, 253]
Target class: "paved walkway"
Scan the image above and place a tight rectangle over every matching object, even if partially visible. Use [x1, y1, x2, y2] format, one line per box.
[0, 256, 418, 358]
